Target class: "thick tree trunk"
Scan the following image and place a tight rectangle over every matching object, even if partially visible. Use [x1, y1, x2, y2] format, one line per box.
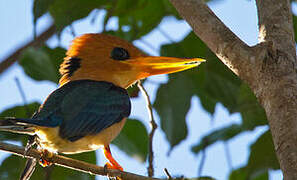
[169, 0, 297, 179]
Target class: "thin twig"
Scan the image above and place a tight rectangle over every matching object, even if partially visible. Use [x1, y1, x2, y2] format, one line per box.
[0, 24, 56, 74]
[90, 9, 99, 25]
[14, 77, 30, 117]
[69, 25, 76, 37]
[163, 168, 172, 180]
[0, 141, 160, 180]
[157, 28, 175, 43]
[137, 81, 157, 177]
[223, 142, 233, 170]
[198, 149, 206, 177]
[102, 1, 117, 32]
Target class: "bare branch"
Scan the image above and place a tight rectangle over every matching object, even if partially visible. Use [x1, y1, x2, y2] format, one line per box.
[0, 24, 56, 74]
[164, 168, 172, 180]
[197, 149, 206, 177]
[0, 141, 161, 180]
[137, 81, 157, 177]
[223, 142, 232, 170]
[170, 0, 297, 179]
[255, 1, 297, 179]
[14, 77, 31, 117]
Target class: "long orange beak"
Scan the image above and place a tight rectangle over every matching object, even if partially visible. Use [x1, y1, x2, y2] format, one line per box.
[122, 56, 205, 78]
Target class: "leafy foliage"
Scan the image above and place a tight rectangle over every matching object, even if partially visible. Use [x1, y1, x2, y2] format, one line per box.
[0, 153, 96, 180]
[154, 73, 194, 149]
[156, 32, 268, 154]
[229, 130, 279, 180]
[33, 0, 179, 37]
[19, 46, 65, 84]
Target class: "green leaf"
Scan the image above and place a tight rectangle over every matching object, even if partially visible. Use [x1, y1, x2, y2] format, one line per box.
[0, 155, 51, 180]
[0, 152, 95, 180]
[228, 130, 279, 180]
[160, 32, 241, 115]
[192, 84, 268, 153]
[0, 102, 40, 142]
[19, 46, 65, 84]
[228, 167, 269, 180]
[238, 84, 267, 129]
[112, 119, 148, 162]
[160, 31, 268, 150]
[0, 155, 24, 179]
[33, 0, 53, 21]
[35, 0, 179, 39]
[50, 151, 96, 180]
[107, 0, 180, 40]
[49, 0, 107, 32]
[0, 102, 40, 119]
[154, 74, 194, 150]
[246, 130, 280, 178]
[192, 124, 243, 153]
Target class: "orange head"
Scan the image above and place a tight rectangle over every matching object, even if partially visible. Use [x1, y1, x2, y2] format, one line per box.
[59, 33, 205, 88]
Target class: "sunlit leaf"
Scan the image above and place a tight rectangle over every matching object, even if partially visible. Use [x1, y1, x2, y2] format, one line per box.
[113, 119, 148, 162]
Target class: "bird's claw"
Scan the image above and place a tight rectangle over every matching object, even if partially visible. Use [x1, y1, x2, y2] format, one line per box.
[39, 149, 53, 167]
[104, 162, 123, 171]
[104, 162, 122, 180]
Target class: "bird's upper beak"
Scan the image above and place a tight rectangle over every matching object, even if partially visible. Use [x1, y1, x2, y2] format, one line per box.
[122, 56, 205, 78]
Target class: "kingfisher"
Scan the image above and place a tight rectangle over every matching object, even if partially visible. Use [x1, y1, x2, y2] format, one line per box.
[0, 33, 205, 179]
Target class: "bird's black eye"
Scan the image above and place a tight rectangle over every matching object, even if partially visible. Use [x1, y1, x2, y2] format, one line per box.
[110, 47, 130, 61]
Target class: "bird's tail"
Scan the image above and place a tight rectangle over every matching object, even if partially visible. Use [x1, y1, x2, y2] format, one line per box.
[0, 117, 36, 135]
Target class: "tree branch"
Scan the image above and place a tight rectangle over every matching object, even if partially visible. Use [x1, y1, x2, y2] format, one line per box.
[170, 0, 297, 179]
[255, 0, 297, 179]
[168, 0, 263, 83]
[0, 141, 161, 180]
[137, 81, 157, 177]
[0, 24, 56, 74]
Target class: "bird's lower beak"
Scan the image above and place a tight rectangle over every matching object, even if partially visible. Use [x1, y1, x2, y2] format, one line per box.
[123, 56, 205, 78]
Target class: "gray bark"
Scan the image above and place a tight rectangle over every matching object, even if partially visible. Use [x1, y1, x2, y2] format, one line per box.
[169, 0, 297, 179]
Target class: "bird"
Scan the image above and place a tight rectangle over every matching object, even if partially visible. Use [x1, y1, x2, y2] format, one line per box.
[0, 33, 205, 179]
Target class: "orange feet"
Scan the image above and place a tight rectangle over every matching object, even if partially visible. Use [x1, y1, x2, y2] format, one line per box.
[39, 149, 53, 167]
[103, 145, 123, 171]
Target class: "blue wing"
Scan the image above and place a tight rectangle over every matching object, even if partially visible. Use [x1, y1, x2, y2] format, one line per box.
[31, 80, 131, 142]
